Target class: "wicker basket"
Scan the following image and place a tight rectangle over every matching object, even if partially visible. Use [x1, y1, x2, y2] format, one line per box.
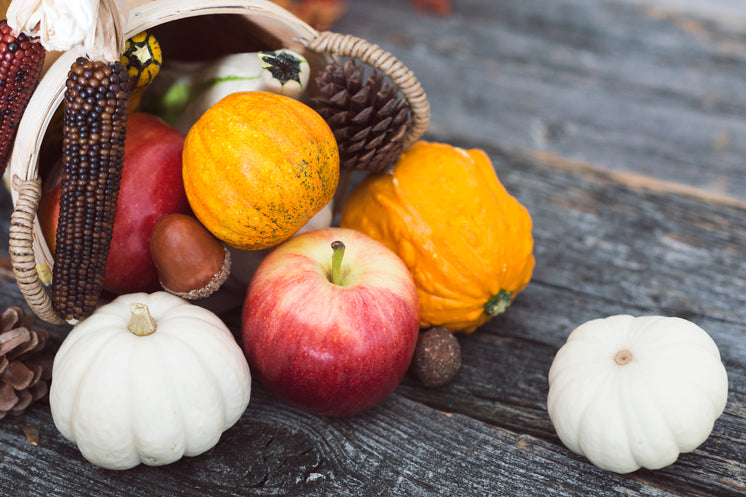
[6, 0, 430, 325]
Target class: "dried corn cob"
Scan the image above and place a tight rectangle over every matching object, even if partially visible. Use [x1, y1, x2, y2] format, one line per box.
[52, 57, 131, 323]
[0, 20, 45, 175]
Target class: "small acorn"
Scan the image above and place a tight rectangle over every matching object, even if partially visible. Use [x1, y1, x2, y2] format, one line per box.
[150, 213, 231, 299]
[410, 327, 462, 387]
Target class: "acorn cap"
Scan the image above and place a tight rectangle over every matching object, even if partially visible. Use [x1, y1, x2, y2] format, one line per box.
[165, 245, 231, 300]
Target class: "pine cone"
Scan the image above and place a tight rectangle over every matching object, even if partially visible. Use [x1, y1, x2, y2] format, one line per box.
[311, 59, 412, 173]
[0, 307, 53, 419]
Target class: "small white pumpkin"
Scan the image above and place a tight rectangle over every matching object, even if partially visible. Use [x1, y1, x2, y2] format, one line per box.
[49, 292, 252, 470]
[547, 315, 728, 474]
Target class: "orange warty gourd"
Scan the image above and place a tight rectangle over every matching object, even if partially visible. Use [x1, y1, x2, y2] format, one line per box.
[340, 141, 534, 333]
[182, 91, 339, 250]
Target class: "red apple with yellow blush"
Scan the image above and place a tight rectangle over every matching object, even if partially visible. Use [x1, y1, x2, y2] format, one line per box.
[241, 227, 420, 417]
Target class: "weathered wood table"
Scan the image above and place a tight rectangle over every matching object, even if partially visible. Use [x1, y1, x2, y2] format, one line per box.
[1, 0, 745, 495]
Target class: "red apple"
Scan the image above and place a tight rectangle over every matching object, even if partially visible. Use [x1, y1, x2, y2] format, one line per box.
[241, 227, 420, 417]
[38, 112, 191, 294]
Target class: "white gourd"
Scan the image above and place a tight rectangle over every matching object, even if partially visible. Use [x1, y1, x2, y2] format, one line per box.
[49, 292, 252, 470]
[149, 49, 310, 134]
[547, 315, 728, 474]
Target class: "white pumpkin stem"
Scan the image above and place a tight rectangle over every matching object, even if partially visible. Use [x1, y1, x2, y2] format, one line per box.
[128, 303, 157, 337]
[614, 349, 633, 366]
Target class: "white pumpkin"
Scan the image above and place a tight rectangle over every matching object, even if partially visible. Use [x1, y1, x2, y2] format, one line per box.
[49, 292, 252, 470]
[547, 315, 728, 474]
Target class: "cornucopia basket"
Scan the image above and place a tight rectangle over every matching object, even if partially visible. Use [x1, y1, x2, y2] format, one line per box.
[5, 0, 430, 325]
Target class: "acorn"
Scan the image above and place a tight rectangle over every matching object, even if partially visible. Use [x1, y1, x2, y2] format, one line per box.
[150, 214, 231, 299]
[410, 327, 462, 387]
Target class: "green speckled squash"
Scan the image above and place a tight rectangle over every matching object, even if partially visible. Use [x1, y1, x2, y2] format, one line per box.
[182, 91, 339, 250]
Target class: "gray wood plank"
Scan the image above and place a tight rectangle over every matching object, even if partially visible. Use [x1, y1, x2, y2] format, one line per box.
[1, 143, 744, 496]
[334, 0, 746, 201]
[0, 387, 734, 497]
[1, 1, 745, 495]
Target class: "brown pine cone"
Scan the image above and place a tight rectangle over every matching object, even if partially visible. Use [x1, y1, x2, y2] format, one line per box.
[311, 59, 412, 174]
[0, 307, 53, 419]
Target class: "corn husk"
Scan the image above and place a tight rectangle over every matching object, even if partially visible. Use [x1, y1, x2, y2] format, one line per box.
[6, 0, 128, 61]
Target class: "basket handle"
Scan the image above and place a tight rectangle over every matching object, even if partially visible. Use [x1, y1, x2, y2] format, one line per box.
[307, 31, 430, 148]
[8, 176, 66, 325]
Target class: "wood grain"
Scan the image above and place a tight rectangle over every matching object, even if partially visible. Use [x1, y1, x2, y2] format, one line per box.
[1, 0, 745, 495]
[1, 142, 744, 496]
[333, 0, 746, 202]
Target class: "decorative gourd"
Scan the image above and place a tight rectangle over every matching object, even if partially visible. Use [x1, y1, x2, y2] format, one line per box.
[177, 50, 310, 133]
[182, 91, 339, 251]
[340, 141, 534, 333]
[49, 292, 252, 470]
[547, 315, 729, 474]
[120, 30, 163, 112]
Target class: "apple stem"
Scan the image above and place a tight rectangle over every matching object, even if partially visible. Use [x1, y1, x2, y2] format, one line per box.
[128, 303, 157, 337]
[331, 240, 345, 286]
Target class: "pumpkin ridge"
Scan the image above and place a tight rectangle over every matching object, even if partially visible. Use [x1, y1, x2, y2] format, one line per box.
[548, 359, 603, 454]
[395, 149, 513, 298]
[83, 333, 137, 451]
[376, 188, 483, 302]
[154, 330, 219, 455]
[694, 360, 730, 417]
[140, 335, 188, 459]
[442, 151, 500, 282]
[160, 311, 250, 424]
[656, 349, 725, 422]
[53, 330, 116, 441]
[125, 334, 186, 464]
[127, 334, 175, 460]
[575, 367, 617, 454]
[612, 373, 640, 470]
[466, 148, 535, 295]
[643, 366, 684, 454]
[549, 347, 612, 386]
[627, 315, 666, 344]
[387, 200, 509, 319]
[634, 317, 719, 355]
